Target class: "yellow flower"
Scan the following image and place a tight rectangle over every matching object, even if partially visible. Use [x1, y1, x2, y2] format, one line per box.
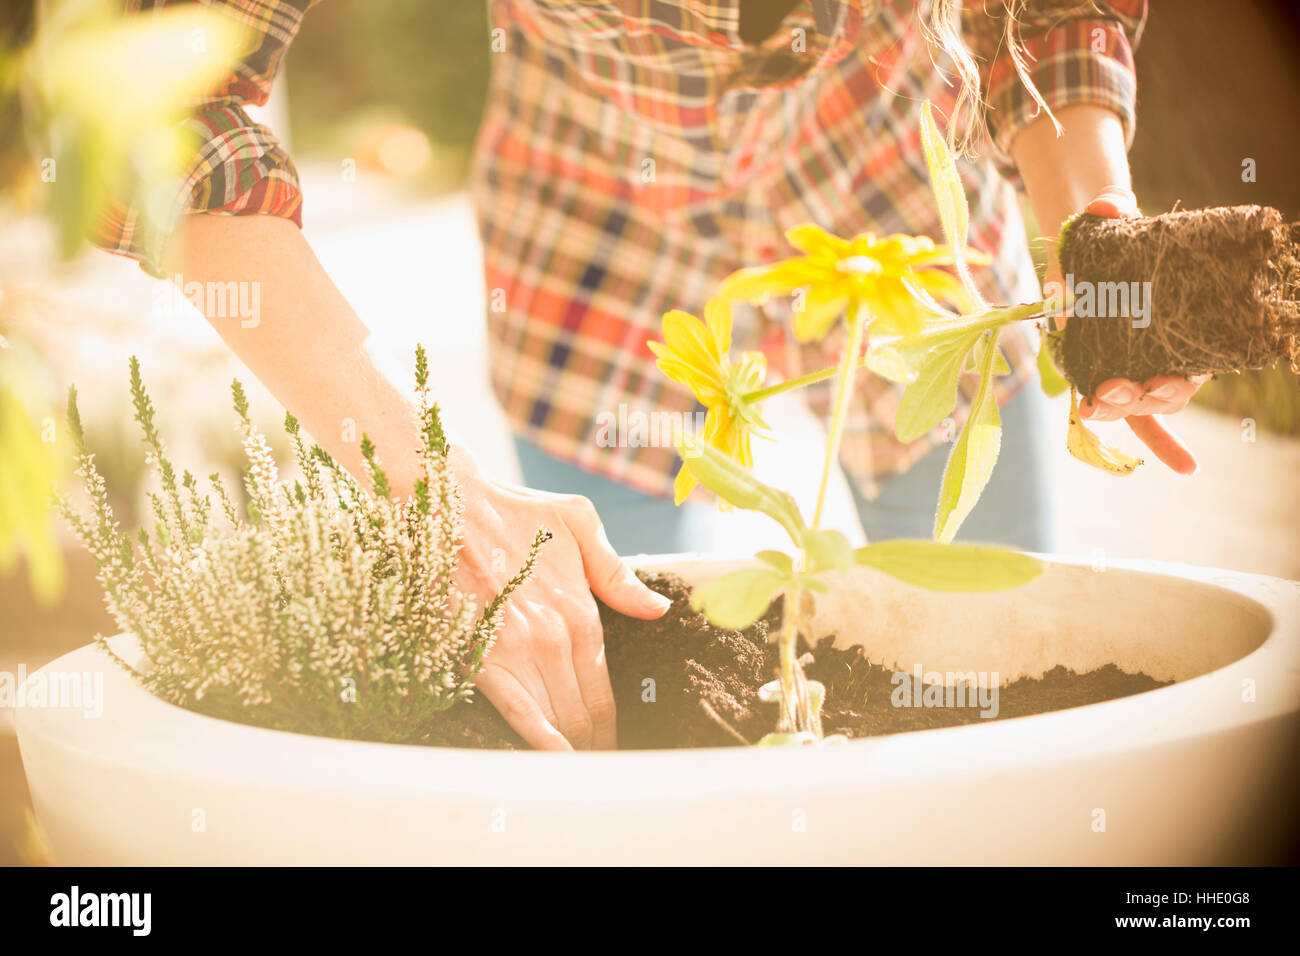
[647, 298, 769, 505]
[718, 223, 989, 342]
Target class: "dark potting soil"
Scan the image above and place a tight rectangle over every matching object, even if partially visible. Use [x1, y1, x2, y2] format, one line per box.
[424, 572, 1168, 750]
[1057, 205, 1300, 396]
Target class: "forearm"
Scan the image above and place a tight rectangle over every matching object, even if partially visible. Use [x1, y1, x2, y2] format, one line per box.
[166, 213, 430, 497]
[1011, 103, 1132, 259]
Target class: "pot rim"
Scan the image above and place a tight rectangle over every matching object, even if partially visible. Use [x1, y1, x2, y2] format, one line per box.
[14, 554, 1300, 800]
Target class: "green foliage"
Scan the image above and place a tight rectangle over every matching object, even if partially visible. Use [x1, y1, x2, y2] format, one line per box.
[863, 343, 921, 384]
[0, 6, 251, 607]
[754, 549, 794, 576]
[895, 331, 981, 443]
[855, 539, 1042, 590]
[1195, 365, 1300, 436]
[919, 101, 985, 311]
[913, 102, 1045, 540]
[17, 1, 242, 258]
[59, 348, 547, 744]
[676, 430, 807, 546]
[284, 0, 490, 168]
[660, 101, 1051, 745]
[1037, 330, 1071, 398]
[973, 336, 1013, 377]
[801, 528, 854, 573]
[0, 341, 64, 604]
[935, 333, 1004, 543]
[689, 568, 787, 631]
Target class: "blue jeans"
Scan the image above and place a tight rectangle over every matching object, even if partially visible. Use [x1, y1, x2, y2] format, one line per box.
[513, 384, 1056, 555]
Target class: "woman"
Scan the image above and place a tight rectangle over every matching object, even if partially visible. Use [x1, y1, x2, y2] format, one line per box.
[97, 0, 1201, 750]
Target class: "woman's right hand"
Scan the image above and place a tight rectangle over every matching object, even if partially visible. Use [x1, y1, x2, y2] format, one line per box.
[449, 448, 672, 750]
[168, 214, 666, 749]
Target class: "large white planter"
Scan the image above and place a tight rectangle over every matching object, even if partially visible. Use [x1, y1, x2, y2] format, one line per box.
[15, 554, 1300, 865]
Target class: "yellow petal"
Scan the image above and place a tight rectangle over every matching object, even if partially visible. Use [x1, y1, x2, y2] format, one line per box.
[907, 248, 957, 268]
[655, 358, 726, 405]
[792, 291, 849, 342]
[729, 428, 756, 470]
[910, 245, 991, 268]
[868, 233, 934, 262]
[673, 460, 698, 504]
[845, 231, 879, 256]
[710, 410, 755, 471]
[703, 296, 732, 356]
[785, 223, 850, 260]
[718, 259, 819, 303]
[662, 310, 723, 379]
[867, 280, 927, 338]
[700, 406, 727, 443]
[912, 268, 977, 313]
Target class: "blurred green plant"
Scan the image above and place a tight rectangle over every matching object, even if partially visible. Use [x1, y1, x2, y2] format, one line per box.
[0, 0, 242, 603]
[6, 0, 240, 256]
[0, 334, 63, 604]
[1195, 366, 1300, 437]
[284, 0, 490, 175]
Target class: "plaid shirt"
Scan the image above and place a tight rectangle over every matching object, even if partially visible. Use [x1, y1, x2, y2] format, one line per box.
[95, 0, 1146, 501]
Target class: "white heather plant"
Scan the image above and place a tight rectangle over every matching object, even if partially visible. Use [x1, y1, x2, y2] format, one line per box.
[59, 346, 548, 744]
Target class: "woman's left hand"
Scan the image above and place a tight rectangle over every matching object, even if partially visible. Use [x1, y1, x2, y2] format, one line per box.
[1048, 186, 1209, 474]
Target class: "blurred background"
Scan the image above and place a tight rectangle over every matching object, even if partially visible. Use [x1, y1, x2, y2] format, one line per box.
[1, 0, 1298, 863]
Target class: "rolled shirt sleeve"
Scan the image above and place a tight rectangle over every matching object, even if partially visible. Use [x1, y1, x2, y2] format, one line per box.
[93, 0, 316, 276]
[961, 0, 1148, 182]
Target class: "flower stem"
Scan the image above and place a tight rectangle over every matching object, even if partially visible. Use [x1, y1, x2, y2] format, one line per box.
[742, 300, 1047, 404]
[745, 365, 840, 404]
[811, 300, 868, 530]
[777, 582, 802, 732]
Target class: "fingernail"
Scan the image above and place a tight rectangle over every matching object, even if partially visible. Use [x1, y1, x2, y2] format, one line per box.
[1097, 186, 1134, 201]
[1097, 186, 1137, 208]
[1099, 385, 1135, 405]
[646, 592, 672, 613]
[1150, 384, 1177, 399]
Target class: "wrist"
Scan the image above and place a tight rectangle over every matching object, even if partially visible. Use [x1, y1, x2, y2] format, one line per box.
[1012, 103, 1132, 243]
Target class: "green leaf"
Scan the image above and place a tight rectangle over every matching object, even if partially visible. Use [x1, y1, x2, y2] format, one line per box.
[689, 568, 787, 631]
[802, 528, 854, 573]
[919, 102, 967, 260]
[967, 335, 1012, 376]
[894, 331, 980, 443]
[934, 333, 1003, 543]
[1037, 331, 1070, 397]
[989, 345, 1013, 377]
[898, 276, 958, 322]
[877, 301, 1045, 355]
[864, 345, 918, 384]
[677, 431, 806, 545]
[919, 101, 984, 309]
[799, 574, 830, 594]
[854, 539, 1043, 591]
[755, 549, 795, 576]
